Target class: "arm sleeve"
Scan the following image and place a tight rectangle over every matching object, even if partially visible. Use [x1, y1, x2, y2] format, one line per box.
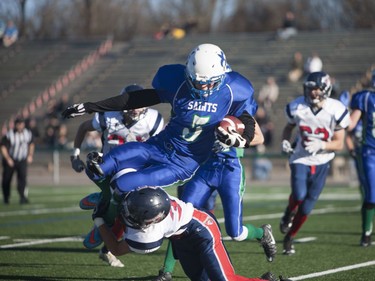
[238, 111, 256, 145]
[83, 89, 161, 113]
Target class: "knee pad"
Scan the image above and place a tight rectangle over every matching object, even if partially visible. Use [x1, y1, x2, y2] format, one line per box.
[231, 226, 248, 241]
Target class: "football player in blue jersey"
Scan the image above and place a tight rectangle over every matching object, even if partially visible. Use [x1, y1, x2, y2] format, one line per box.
[62, 43, 272, 256]
[280, 72, 350, 255]
[339, 91, 365, 199]
[348, 69, 375, 247]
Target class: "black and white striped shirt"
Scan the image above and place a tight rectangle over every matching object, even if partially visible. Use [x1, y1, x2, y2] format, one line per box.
[1, 129, 33, 161]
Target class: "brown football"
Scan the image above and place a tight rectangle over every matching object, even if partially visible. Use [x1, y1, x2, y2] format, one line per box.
[219, 115, 245, 135]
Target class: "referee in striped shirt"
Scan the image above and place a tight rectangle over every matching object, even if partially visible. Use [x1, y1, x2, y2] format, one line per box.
[1, 117, 34, 204]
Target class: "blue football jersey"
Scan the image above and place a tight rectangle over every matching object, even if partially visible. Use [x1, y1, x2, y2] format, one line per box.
[151, 64, 257, 163]
[350, 90, 375, 149]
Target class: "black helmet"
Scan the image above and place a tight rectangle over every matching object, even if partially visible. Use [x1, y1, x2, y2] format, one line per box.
[120, 84, 144, 95]
[303, 71, 332, 106]
[120, 84, 147, 122]
[120, 187, 170, 229]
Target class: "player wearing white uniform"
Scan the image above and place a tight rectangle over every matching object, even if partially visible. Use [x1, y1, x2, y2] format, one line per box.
[280, 72, 350, 255]
[70, 84, 164, 266]
[92, 186, 290, 281]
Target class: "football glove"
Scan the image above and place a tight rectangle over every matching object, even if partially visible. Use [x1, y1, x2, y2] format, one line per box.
[216, 126, 247, 148]
[70, 155, 85, 173]
[212, 139, 230, 153]
[304, 138, 326, 155]
[282, 140, 294, 154]
[62, 103, 86, 119]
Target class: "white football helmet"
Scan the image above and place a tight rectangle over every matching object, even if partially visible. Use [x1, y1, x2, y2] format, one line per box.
[185, 43, 228, 98]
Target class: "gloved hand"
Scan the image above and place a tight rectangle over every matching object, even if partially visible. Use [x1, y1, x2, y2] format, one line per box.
[212, 139, 230, 153]
[215, 126, 247, 148]
[70, 155, 85, 173]
[349, 149, 356, 159]
[281, 140, 294, 154]
[304, 138, 326, 155]
[61, 103, 86, 119]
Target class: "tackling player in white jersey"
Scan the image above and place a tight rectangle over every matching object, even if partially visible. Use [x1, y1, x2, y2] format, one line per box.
[280, 71, 350, 255]
[92, 186, 290, 281]
[70, 84, 164, 267]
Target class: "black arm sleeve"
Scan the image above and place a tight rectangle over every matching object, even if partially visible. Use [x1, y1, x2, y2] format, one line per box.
[83, 89, 161, 113]
[238, 111, 255, 146]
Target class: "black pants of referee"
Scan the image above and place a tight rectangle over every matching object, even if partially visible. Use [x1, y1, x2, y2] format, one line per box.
[2, 158, 28, 204]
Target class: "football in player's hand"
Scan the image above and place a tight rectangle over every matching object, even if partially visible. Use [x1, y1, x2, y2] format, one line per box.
[219, 115, 245, 135]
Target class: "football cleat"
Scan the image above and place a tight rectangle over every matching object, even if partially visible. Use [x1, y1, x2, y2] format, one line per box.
[79, 192, 101, 210]
[360, 234, 372, 247]
[283, 235, 295, 255]
[99, 248, 124, 267]
[86, 152, 104, 177]
[258, 224, 277, 262]
[280, 207, 296, 234]
[83, 226, 103, 249]
[152, 268, 172, 281]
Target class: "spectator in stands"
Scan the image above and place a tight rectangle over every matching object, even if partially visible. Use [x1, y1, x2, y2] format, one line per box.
[54, 93, 71, 122]
[252, 144, 273, 181]
[255, 106, 274, 148]
[2, 20, 18, 48]
[257, 76, 279, 112]
[45, 99, 59, 120]
[276, 11, 298, 40]
[288, 51, 304, 83]
[26, 117, 42, 145]
[56, 124, 70, 150]
[43, 117, 61, 147]
[304, 51, 323, 75]
[0, 19, 6, 39]
[1, 117, 34, 204]
[182, 18, 198, 35]
[154, 22, 172, 40]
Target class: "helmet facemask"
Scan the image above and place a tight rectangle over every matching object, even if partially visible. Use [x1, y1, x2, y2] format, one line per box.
[123, 108, 148, 124]
[185, 44, 228, 99]
[303, 72, 332, 109]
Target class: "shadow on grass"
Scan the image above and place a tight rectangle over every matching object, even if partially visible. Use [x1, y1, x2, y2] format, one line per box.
[0, 274, 150, 280]
[0, 274, 187, 280]
[0, 247, 94, 253]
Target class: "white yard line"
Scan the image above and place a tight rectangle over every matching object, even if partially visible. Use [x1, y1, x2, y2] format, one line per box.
[290, 260, 375, 280]
[0, 206, 81, 217]
[217, 206, 360, 223]
[0, 236, 83, 249]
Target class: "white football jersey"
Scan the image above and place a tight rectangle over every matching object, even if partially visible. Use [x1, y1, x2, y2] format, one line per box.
[124, 196, 194, 254]
[91, 108, 164, 154]
[286, 96, 350, 165]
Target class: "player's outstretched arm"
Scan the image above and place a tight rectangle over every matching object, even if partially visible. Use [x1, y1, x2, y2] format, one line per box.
[62, 89, 161, 118]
